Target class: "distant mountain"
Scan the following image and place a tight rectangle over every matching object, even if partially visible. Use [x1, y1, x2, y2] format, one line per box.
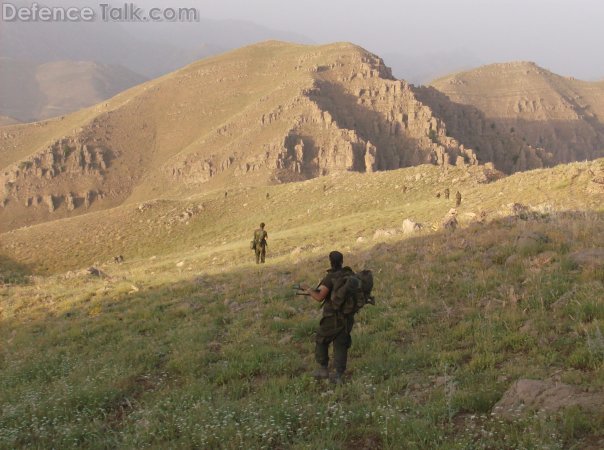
[4, 43, 604, 232]
[0, 17, 310, 78]
[0, 115, 21, 126]
[427, 62, 604, 169]
[0, 58, 147, 122]
[382, 51, 483, 85]
[0, 41, 485, 231]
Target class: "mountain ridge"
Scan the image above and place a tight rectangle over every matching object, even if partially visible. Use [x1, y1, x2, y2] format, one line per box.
[0, 41, 484, 232]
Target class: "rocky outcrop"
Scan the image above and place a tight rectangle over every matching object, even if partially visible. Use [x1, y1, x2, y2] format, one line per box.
[1, 135, 111, 213]
[493, 379, 604, 418]
[163, 47, 484, 186]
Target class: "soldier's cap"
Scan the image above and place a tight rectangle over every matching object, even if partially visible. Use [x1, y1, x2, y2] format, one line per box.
[260, 222, 265, 227]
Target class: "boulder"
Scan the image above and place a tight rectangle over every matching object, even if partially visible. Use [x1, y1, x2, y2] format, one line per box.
[373, 228, 399, 240]
[516, 231, 549, 252]
[493, 379, 604, 418]
[402, 219, 423, 234]
[442, 208, 458, 231]
[569, 248, 604, 268]
[86, 266, 105, 277]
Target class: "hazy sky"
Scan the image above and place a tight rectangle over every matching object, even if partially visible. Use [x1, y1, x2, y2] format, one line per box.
[182, 0, 604, 80]
[5, 0, 604, 80]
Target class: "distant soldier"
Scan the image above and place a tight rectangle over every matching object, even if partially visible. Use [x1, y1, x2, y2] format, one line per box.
[444, 188, 450, 200]
[402, 185, 408, 194]
[224, 191, 228, 199]
[266, 192, 270, 200]
[253, 222, 268, 264]
[436, 192, 441, 199]
[456, 190, 462, 207]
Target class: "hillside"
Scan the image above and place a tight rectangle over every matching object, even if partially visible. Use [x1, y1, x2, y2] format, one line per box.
[1, 159, 603, 449]
[428, 62, 604, 170]
[0, 58, 147, 122]
[0, 116, 20, 126]
[0, 41, 483, 232]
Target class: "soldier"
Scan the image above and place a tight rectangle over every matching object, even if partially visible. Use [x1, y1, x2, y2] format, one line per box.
[456, 190, 462, 207]
[436, 192, 441, 199]
[444, 188, 450, 199]
[301, 251, 354, 384]
[266, 192, 270, 200]
[253, 222, 268, 264]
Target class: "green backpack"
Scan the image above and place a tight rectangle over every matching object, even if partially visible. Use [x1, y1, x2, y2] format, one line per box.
[331, 268, 375, 315]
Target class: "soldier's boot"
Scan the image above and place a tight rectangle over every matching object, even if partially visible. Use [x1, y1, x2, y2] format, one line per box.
[312, 366, 329, 380]
[330, 371, 345, 385]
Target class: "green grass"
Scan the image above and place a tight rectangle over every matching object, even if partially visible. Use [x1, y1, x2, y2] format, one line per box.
[1, 161, 603, 448]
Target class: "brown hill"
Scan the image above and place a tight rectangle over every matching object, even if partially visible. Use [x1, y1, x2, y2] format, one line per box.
[427, 62, 604, 170]
[0, 115, 20, 126]
[0, 41, 483, 232]
[0, 58, 147, 122]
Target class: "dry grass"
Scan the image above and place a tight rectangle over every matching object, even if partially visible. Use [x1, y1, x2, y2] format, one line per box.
[1, 160, 604, 448]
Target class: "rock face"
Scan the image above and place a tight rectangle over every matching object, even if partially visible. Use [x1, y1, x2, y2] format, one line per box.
[428, 62, 604, 172]
[2, 42, 488, 231]
[1, 42, 601, 231]
[493, 379, 604, 418]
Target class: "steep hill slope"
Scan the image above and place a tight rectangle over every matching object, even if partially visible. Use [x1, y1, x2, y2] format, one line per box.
[1, 158, 602, 274]
[0, 58, 147, 122]
[1, 159, 603, 449]
[428, 62, 604, 169]
[0, 41, 480, 232]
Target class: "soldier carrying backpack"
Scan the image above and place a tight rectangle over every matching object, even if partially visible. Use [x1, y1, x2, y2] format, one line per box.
[300, 250, 374, 384]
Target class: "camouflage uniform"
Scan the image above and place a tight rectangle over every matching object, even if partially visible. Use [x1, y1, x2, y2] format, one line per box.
[254, 228, 268, 264]
[315, 267, 355, 375]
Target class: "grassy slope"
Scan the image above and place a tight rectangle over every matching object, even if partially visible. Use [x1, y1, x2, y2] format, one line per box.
[1, 160, 603, 449]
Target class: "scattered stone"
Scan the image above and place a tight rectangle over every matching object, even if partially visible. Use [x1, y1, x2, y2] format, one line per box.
[402, 219, 423, 234]
[505, 254, 521, 266]
[569, 248, 604, 268]
[87, 266, 105, 277]
[516, 231, 549, 252]
[530, 251, 558, 269]
[442, 208, 458, 231]
[493, 379, 604, 418]
[356, 237, 366, 243]
[176, 261, 185, 268]
[278, 335, 293, 345]
[373, 228, 399, 239]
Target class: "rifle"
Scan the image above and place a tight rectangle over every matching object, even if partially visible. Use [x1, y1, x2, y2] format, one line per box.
[292, 284, 309, 296]
[291, 283, 320, 297]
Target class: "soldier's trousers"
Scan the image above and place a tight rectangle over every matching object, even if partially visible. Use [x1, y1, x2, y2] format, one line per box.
[255, 245, 266, 264]
[315, 314, 354, 374]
